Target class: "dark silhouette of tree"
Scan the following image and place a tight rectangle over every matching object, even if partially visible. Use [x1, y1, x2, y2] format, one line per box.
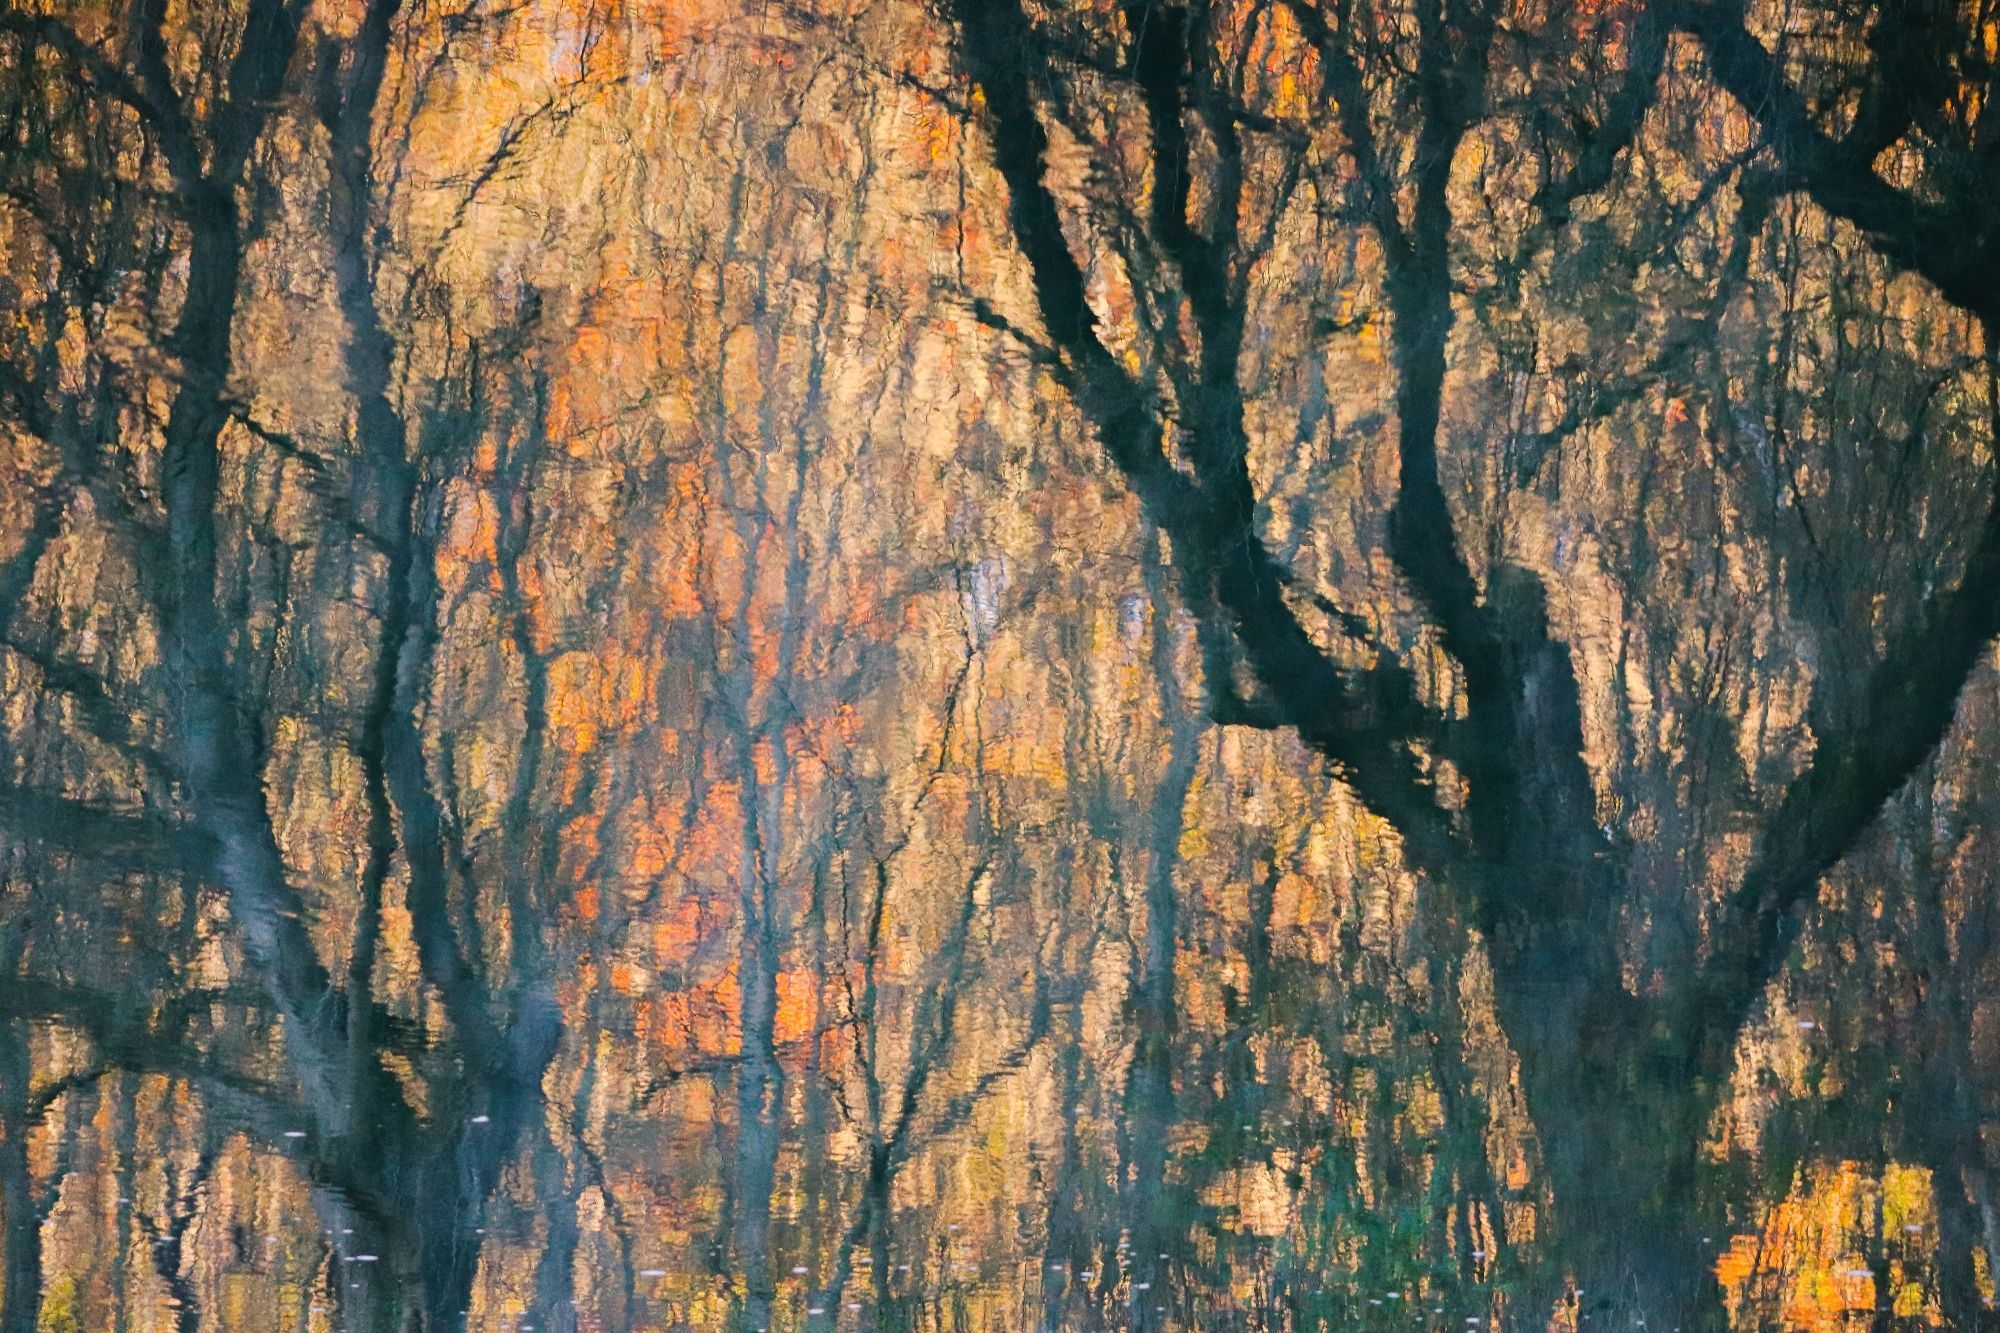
[941, 0, 2000, 1319]
[2, 0, 1996, 1326]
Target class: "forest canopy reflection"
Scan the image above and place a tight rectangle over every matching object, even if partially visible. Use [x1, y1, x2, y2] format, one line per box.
[1, 0, 1997, 1327]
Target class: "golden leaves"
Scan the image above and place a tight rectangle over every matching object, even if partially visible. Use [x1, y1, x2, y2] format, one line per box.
[1717, 1162, 1947, 1329]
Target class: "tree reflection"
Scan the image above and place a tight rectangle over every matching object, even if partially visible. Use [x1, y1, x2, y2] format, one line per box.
[1, 0, 1998, 1328]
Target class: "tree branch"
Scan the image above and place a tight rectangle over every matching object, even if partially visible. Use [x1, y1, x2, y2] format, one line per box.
[0, 784, 212, 877]
[1673, 0, 2000, 325]
[953, 0, 1462, 871]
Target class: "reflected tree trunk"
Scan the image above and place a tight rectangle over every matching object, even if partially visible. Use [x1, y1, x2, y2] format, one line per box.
[1120, 532, 1202, 1331]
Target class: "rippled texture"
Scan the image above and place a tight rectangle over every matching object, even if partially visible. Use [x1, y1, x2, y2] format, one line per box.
[1, 0, 1998, 1328]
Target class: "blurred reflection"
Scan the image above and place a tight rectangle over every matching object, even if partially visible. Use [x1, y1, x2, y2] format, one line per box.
[3, 0, 1999, 1329]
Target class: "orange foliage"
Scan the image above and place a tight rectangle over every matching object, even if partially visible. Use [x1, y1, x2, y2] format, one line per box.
[774, 967, 816, 1046]
[1717, 1162, 1944, 1328]
[651, 896, 707, 967]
